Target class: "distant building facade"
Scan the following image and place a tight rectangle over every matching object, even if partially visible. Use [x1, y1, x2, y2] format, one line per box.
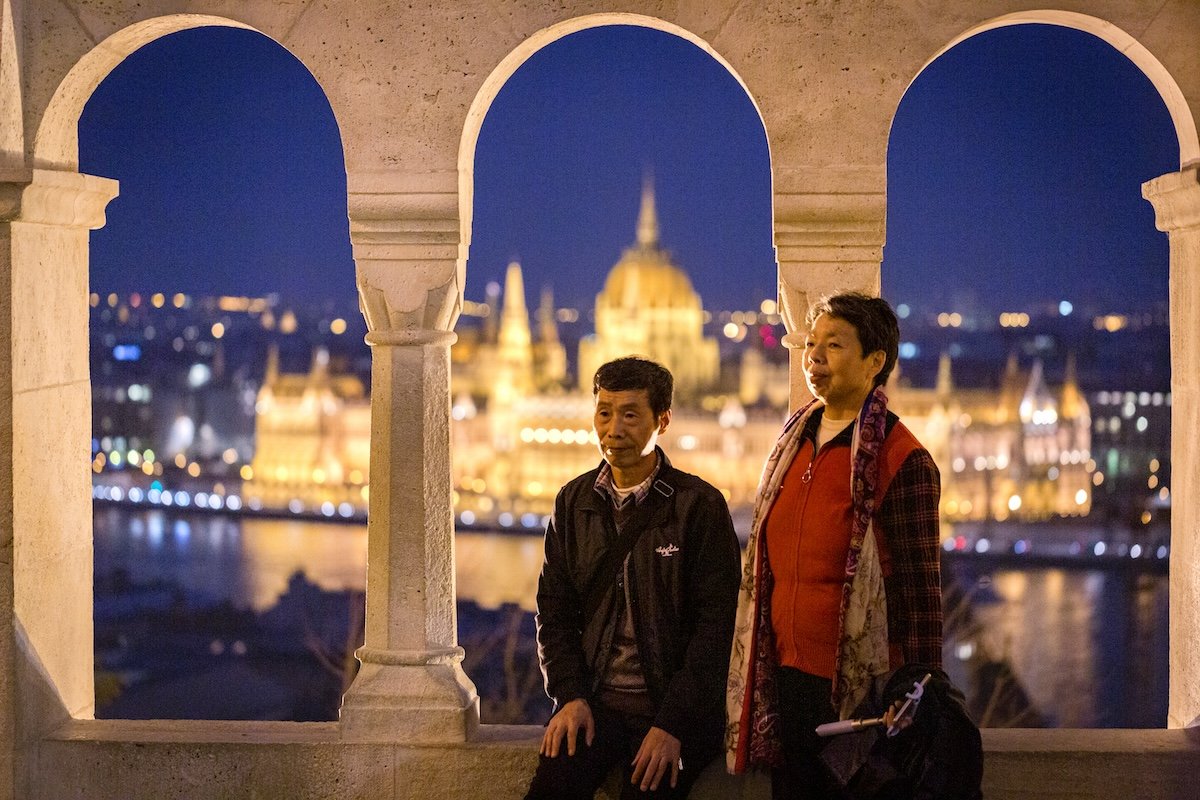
[891, 353, 1093, 523]
[242, 185, 1093, 526]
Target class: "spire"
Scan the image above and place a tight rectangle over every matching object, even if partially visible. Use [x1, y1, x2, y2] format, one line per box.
[537, 285, 560, 345]
[498, 260, 532, 352]
[636, 173, 659, 248]
[496, 260, 533, 396]
[996, 351, 1022, 422]
[1060, 352, 1087, 420]
[502, 260, 528, 321]
[936, 351, 953, 398]
[482, 279, 502, 344]
[1019, 358, 1057, 425]
[264, 343, 280, 386]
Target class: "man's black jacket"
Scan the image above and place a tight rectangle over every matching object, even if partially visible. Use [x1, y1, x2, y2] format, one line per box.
[535, 448, 741, 748]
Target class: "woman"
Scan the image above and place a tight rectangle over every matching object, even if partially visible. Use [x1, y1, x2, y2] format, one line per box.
[726, 292, 943, 798]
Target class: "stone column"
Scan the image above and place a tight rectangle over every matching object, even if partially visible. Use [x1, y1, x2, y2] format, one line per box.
[0, 168, 116, 799]
[338, 170, 479, 743]
[1143, 165, 1200, 729]
[773, 166, 887, 410]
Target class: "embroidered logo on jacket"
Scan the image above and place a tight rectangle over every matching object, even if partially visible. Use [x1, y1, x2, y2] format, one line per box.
[655, 543, 680, 558]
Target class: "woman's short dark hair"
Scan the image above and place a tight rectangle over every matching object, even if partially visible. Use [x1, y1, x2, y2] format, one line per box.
[592, 357, 674, 415]
[806, 292, 900, 387]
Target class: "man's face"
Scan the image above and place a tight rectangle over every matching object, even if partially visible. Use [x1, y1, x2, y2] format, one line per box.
[593, 388, 670, 473]
[803, 313, 884, 414]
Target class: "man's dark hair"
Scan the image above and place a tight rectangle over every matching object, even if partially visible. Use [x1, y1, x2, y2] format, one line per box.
[592, 357, 674, 415]
[806, 292, 900, 387]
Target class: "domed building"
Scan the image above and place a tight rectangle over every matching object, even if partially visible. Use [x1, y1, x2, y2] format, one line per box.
[576, 179, 720, 398]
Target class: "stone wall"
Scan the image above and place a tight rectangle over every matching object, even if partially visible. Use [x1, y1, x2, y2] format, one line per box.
[2, 1, 1200, 798]
[32, 721, 1200, 800]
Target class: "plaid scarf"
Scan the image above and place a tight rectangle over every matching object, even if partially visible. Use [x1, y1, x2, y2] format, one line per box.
[726, 385, 891, 772]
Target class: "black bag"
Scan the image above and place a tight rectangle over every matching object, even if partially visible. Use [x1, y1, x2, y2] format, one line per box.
[820, 665, 984, 800]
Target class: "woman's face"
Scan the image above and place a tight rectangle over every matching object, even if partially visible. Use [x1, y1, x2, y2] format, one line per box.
[803, 313, 885, 416]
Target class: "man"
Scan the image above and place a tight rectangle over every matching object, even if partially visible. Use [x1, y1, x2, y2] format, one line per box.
[526, 357, 741, 800]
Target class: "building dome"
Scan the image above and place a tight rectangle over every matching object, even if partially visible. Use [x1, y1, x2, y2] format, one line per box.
[599, 247, 700, 311]
[577, 177, 719, 398]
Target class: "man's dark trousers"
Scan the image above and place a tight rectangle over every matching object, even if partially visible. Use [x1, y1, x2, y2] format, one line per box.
[524, 691, 718, 800]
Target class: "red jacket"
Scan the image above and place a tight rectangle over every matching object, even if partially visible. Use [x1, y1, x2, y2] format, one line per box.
[765, 411, 942, 677]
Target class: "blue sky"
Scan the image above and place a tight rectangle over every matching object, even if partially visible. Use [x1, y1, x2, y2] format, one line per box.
[81, 23, 1178, 314]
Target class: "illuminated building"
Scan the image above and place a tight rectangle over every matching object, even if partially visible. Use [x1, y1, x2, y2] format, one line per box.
[245, 346, 370, 510]
[577, 178, 720, 398]
[891, 352, 1093, 522]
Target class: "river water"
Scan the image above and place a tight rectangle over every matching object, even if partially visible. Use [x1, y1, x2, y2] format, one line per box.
[92, 506, 1168, 727]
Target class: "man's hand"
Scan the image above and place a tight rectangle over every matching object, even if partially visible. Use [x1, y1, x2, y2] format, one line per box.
[630, 726, 681, 791]
[540, 699, 595, 758]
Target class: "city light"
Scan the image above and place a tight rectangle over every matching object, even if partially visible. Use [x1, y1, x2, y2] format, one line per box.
[1059, 300, 1073, 316]
[1095, 314, 1128, 332]
[330, 318, 347, 335]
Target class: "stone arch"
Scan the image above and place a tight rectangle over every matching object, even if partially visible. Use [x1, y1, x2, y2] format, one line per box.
[457, 12, 771, 292]
[33, 14, 348, 171]
[895, 9, 1198, 168]
[887, 9, 1200, 730]
[10, 13, 351, 732]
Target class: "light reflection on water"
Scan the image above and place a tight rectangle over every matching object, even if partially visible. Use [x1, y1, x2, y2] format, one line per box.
[94, 507, 544, 612]
[94, 507, 1168, 726]
[951, 563, 1168, 727]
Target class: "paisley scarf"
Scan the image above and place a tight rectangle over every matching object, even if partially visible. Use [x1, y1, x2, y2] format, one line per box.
[726, 385, 891, 772]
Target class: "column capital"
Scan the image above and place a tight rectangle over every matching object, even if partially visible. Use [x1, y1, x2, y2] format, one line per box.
[348, 169, 463, 335]
[1143, 165, 1200, 232]
[1, 169, 118, 227]
[773, 164, 887, 262]
[771, 165, 886, 411]
[0, 168, 33, 221]
[772, 164, 887, 330]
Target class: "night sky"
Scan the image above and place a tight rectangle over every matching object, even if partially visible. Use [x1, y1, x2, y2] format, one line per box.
[81, 23, 1178, 315]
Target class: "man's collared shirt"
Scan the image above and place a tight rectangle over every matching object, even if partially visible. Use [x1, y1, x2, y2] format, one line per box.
[593, 453, 661, 693]
[594, 454, 661, 510]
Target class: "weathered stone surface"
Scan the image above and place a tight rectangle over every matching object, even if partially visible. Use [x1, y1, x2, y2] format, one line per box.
[1144, 166, 1200, 729]
[31, 722, 1200, 799]
[1, 3, 1199, 798]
